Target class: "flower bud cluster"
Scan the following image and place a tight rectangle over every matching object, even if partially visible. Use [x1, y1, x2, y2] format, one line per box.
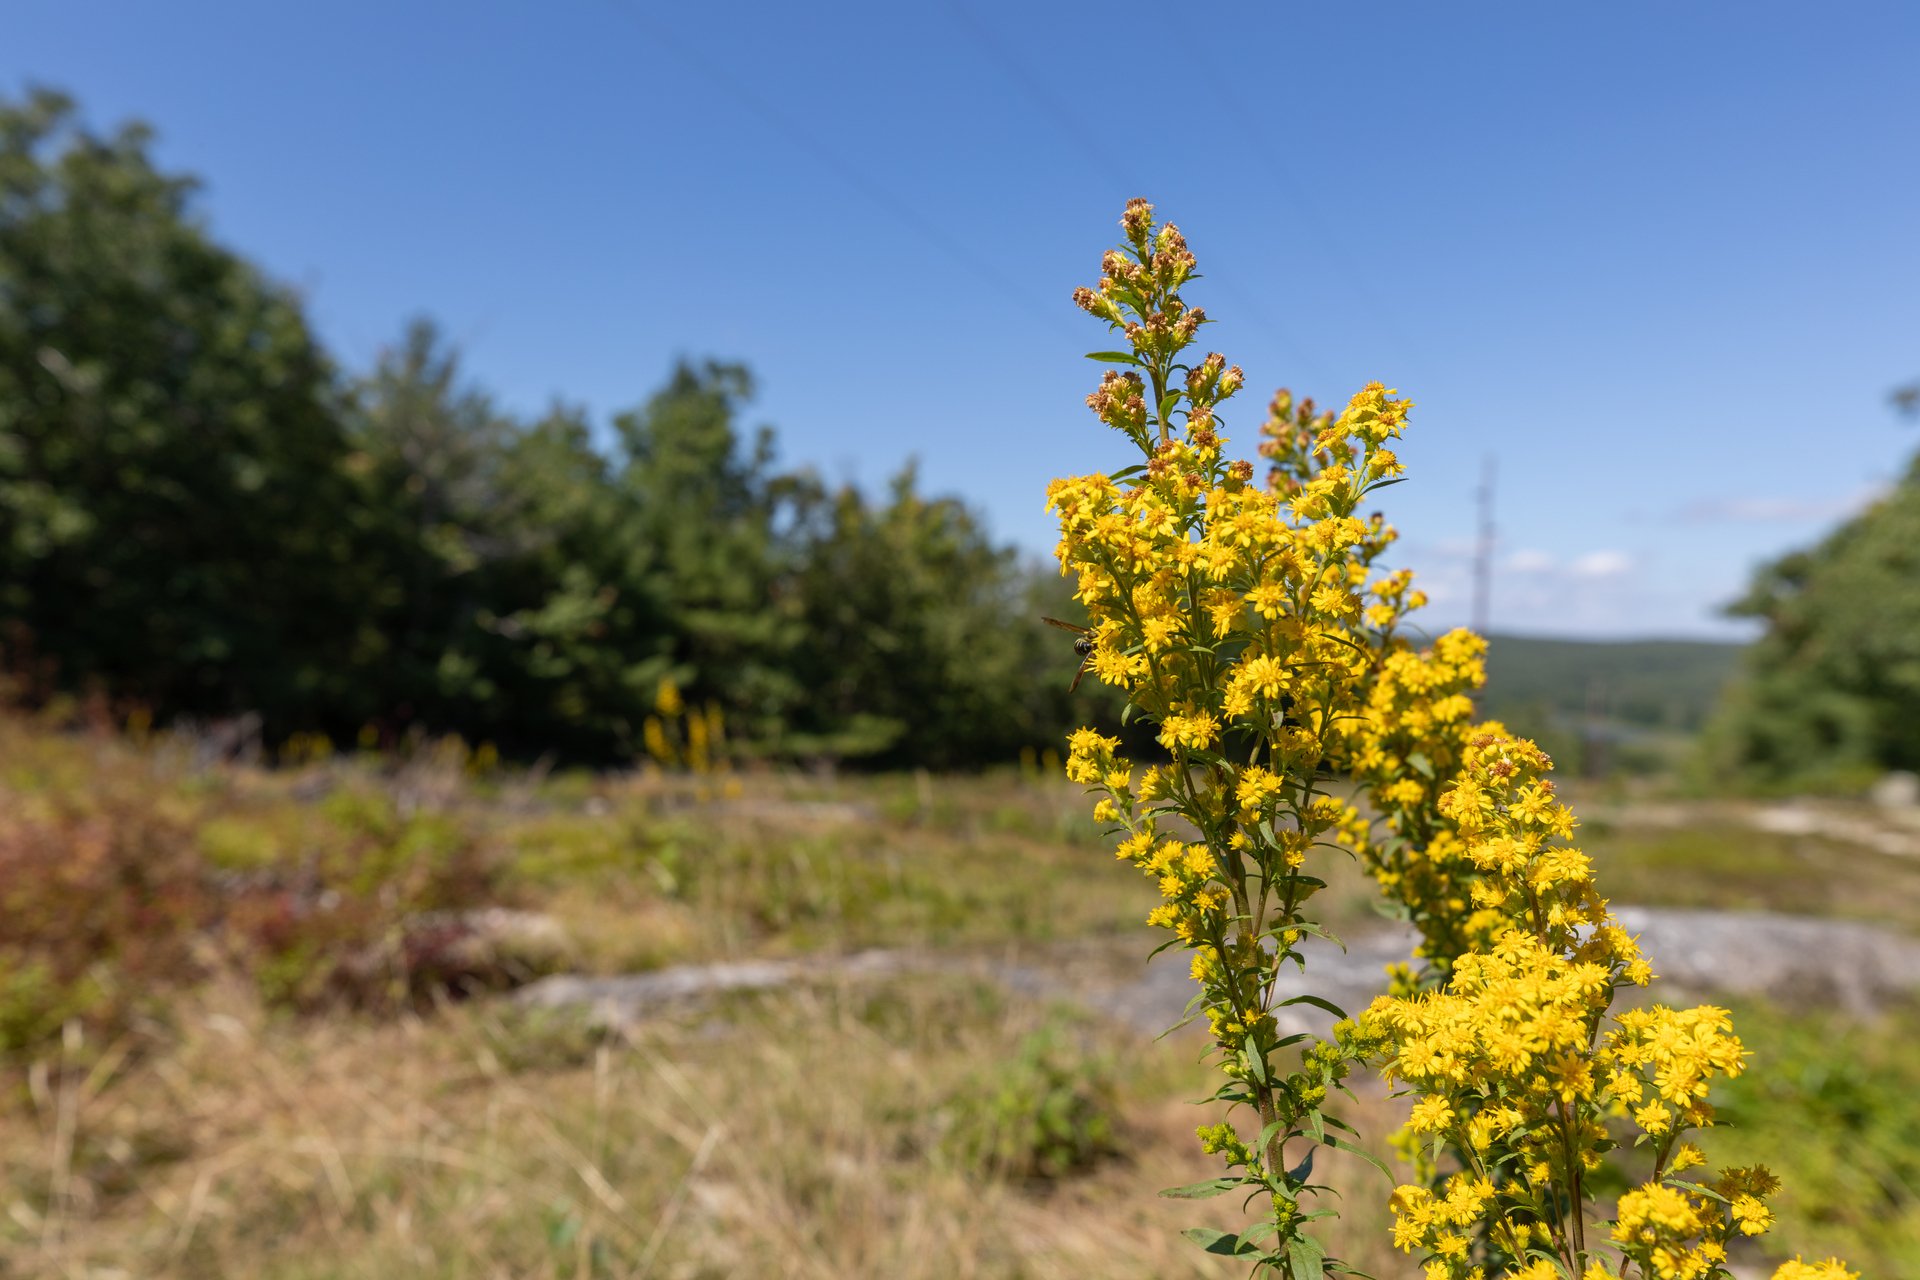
[1051, 201, 1456, 1277]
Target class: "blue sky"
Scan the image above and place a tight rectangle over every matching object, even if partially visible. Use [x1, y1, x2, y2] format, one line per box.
[11, 0, 1919, 638]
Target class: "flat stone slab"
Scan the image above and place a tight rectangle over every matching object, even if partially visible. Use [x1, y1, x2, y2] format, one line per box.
[1614, 906, 1920, 1014]
[514, 907, 1920, 1032]
[514, 950, 914, 1026]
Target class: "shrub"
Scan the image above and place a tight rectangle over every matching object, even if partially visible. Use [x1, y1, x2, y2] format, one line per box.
[0, 721, 508, 1056]
[939, 1015, 1123, 1181]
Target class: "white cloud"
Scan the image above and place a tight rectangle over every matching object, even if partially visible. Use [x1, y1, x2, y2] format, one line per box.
[1674, 485, 1887, 525]
[1395, 540, 1746, 639]
[1569, 549, 1633, 579]
[1504, 548, 1556, 573]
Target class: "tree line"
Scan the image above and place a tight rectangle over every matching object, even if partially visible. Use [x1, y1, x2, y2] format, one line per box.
[0, 89, 1116, 767]
[8, 88, 1915, 786]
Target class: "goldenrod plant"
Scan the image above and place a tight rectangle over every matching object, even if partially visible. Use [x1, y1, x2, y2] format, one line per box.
[641, 677, 729, 774]
[1051, 200, 1855, 1280]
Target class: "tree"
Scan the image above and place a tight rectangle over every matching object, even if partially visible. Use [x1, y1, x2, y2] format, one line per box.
[783, 464, 1098, 766]
[1706, 454, 1920, 788]
[0, 88, 1108, 768]
[609, 360, 804, 742]
[0, 88, 366, 725]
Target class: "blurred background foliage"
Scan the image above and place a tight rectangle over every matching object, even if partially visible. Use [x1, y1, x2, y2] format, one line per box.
[4, 86, 1918, 794]
[0, 89, 1117, 769]
[1702, 460, 1920, 791]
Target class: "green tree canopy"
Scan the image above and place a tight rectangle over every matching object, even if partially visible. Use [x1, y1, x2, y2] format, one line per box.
[0, 87, 1121, 769]
[0, 88, 366, 723]
[1707, 456, 1920, 788]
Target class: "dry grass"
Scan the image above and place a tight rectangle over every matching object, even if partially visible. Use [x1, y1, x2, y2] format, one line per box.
[9, 718, 1905, 1277]
[1, 971, 1413, 1279]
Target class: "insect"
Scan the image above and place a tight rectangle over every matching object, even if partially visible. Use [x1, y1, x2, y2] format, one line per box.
[1042, 616, 1095, 693]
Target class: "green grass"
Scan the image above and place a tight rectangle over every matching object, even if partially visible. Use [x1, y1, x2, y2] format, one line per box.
[1479, 634, 1745, 736]
[1706, 999, 1920, 1275]
[1582, 819, 1920, 934]
[6, 711, 1917, 1277]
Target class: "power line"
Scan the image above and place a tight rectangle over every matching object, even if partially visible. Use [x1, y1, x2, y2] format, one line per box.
[1472, 453, 1497, 635]
[943, 0, 1337, 388]
[602, 1, 1075, 339]
[1207, 76, 1430, 376]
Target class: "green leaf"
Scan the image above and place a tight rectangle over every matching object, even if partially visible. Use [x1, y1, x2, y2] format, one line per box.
[1406, 751, 1434, 778]
[1286, 1147, 1316, 1185]
[1242, 1042, 1268, 1084]
[1154, 1010, 1204, 1041]
[1323, 1133, 1395, 1185]
[1159, 1177, 1242, 1200]
[1181, 1227, 1256, 1256]
[1086, 350, 1141, 365]
[1370, 895, 1413, 921]
[1278, 992, 1351, 1020]
[1287, 1234, 1328, 1280]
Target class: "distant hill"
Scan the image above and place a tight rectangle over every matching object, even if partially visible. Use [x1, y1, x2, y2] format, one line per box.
[1478, 634, 1746, 737]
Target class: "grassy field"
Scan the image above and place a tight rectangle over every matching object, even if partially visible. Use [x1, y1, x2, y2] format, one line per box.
[1476, 633, 1747, 779]
[1478, 634, 1745, 737]
[0, 713, 1913, 1277]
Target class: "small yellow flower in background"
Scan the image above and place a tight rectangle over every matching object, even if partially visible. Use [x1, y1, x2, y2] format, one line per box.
[653, 676, 682, 717]
[642, 715, 670, 766]
[1771, 1259, 1860, 1280]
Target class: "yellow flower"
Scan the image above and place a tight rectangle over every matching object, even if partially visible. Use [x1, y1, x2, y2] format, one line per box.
[1731, 1193, 1772, 1236]
[1770, 1259, 1860, 1280]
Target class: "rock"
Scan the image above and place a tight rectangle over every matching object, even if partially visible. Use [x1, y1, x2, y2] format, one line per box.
[1613, 906, 1920, 1016]
[1751, 805, 1820, 836]
[514, 950, 911, 1028]
[344, 908, 576, 1001]
[1871, 770, 1920, 810]
[506, 907, 1920, 1033]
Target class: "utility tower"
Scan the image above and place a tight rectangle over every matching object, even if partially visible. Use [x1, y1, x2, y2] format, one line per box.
[1471, 455, 1496, 636]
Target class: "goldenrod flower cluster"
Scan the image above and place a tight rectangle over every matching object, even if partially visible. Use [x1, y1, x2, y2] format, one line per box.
[641, 677, 728, 774]
[1333, 630, 1494, 973]
[1051, 201, 1855, 1280]
[1055, 199, 1425, 1274]
[1367, 732, 1850, 1279]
